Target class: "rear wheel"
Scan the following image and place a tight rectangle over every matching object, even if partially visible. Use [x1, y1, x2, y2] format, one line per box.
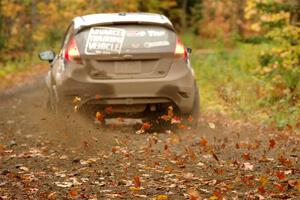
[183, 84, 200, 129]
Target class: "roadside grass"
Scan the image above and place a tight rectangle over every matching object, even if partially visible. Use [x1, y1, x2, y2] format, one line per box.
[0, 61, 31, 78]
[0, 50, 43, 78]
[190, 41, 299, 131]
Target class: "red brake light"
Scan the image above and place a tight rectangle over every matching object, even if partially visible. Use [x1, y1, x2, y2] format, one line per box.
[175, 38, 187, 59]
[65, 37, 80, 62]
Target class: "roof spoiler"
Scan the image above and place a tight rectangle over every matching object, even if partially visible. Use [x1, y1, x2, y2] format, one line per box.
[74, 21, 175, 34]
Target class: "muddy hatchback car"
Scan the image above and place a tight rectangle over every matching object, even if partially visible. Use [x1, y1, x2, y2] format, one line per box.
[39, 13, 199, 127]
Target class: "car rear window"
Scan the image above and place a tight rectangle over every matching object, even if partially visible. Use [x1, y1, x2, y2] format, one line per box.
[76, 25, 176, 55]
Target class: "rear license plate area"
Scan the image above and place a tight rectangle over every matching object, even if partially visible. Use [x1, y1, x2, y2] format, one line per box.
[115, 61, 141, 74]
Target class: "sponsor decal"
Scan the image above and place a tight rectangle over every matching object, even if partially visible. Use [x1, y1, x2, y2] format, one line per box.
[144, 41, 170, 48]
[147, 30, 165, 37]
[126, 31, 146, 37]
[85, 27, 126, 54]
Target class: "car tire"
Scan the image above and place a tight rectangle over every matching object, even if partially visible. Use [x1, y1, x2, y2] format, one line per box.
[183, 84, 200, 129]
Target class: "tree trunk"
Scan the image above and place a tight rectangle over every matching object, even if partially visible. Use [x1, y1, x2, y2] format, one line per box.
[290, 0, 300, 25]
[30, 0, 36, 60]
[182, 0, 188, 31]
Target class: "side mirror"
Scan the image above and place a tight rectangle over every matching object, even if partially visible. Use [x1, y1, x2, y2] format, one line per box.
[187, 48, 192, 54]
[38, 50, 55, 63]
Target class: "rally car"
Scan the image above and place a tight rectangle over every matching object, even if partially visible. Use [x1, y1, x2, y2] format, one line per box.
[39, 13, 199, 127]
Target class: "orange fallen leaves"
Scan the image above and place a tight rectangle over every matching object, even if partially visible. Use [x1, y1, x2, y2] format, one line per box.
[69, 188, 78, 198]
[241, 175, 255, 186]
[274, 182, 285, 192]
[188, 188, 201, 200]
[296, 181, 300, 190]
[177, 124, 187, 129]
[47, 192, 57, 200]
[129, 186, 141, 191]
[133, 176, 141, 188]
[156, 194, 168, 200]
[199, 137, 208, 147]
[161, 115, 170, 121]
[95, 111, 105, 121]
[287, 180, 300, 190]
[259, 176, 268, 186]
[242, 152, 251, 161]
[105, 106, 113, 113]
[171, 116, 182, 124]
[269, 139, 276, 149]
[164, 165, 173, 173]
[276, 171, 285, 180]
[258, 186, 266, 194]
[141, 122, 151, 130]
[188, 115, 194, 122]
[278, 155, 292, 166]
[210, 190, 222, 200]
[214, 168, 225, 175]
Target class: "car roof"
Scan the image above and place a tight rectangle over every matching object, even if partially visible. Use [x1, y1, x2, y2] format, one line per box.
[73, 13, 174, 32]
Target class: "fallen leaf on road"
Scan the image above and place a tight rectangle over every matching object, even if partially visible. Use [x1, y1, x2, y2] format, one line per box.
[259, 176, 268, 186]
[274, 182, 285, 192]
[69, 188, 78, 198]
[142, 122, 151, 130]
[54, 181, 73, 188]
[129, 186, 142, 191]
[183, 172, 194, 180]
[72, 96, 81, 104]
[59, 155, 68, 160]
[47, 192, 57, 200]
[199, 137, 207, 147]
[242, 152, 251, 160]
[188, 115, 193, 122]
[133, 176, 141, 188]
[73, 105, 79, 112]
[208, 122, 216, 129]
[276, 171, 285, 180]
[242, 162, 254, 171]
[177, 124, 187, 129]
[19, 166, 29, 171]
[257, 186, 266, 194]
[269, 139, 276, 149]
[95, 111, 105, 121]
[161, 115, 170, 121]
[105, 193, 123, 198]
[156, 194, 168, 200]
[211, 151, 219, 162]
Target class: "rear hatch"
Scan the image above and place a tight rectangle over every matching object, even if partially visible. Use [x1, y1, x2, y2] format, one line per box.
[75, 25, 176, 79]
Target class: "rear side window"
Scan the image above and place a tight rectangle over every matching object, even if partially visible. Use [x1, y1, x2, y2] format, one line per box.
[76, 25, 176, 55]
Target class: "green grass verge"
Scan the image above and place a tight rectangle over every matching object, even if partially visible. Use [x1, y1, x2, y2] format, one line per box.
[190, 42, 299, 130]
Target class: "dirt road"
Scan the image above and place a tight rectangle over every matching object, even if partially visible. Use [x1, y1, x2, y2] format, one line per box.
[0, 76, 299, 199]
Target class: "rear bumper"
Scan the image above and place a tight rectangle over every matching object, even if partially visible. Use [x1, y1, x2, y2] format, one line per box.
[54, 60, 196, 113]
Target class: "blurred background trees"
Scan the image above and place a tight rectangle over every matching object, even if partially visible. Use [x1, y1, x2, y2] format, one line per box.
[0, 0, 299, 56]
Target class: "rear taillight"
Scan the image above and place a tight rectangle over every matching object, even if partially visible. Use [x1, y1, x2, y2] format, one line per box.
[174, 38, 187, 59]
[65, 37, 80, 62]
